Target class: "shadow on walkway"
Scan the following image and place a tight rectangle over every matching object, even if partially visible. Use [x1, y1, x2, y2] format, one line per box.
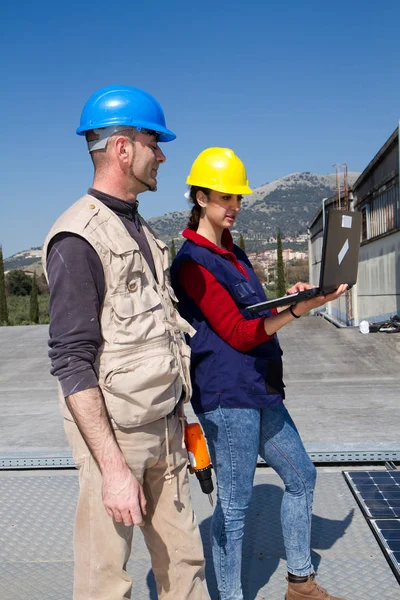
[198, 483, 354, 600]
[145, 482, 353, 599]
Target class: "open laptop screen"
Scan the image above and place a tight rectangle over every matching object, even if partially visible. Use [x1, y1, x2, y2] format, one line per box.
[247, 209, 362, 313]
[319, 209, 362, 294]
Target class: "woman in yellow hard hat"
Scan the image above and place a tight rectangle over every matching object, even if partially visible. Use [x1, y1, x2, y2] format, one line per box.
[170, 148, 347, 600]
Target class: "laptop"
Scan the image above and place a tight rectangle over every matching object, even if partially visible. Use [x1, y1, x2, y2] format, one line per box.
[247, 209, 362, 313]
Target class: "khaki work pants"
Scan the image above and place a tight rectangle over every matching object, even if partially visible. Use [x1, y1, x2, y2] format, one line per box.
[64, 413, 210, 600]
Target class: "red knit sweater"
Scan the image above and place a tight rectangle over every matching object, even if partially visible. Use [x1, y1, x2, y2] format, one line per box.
[178, 228, 275, 353]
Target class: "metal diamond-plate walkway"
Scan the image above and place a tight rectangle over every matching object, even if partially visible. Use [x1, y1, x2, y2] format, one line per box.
[1, 322, 399, 598]
[1, 470, 399, 600]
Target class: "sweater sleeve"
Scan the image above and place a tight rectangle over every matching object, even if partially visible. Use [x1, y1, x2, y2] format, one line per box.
[46, 233, 105, 397]
[178, 260, 273, 352]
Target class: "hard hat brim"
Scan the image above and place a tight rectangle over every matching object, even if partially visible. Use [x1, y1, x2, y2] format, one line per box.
[76, 121, 176, 143]
[186, 177, 253, 195]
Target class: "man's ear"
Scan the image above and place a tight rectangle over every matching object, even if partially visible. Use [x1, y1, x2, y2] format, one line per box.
[114, 135, 132, 164]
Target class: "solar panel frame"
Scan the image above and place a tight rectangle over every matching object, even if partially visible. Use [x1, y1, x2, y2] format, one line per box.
[370, 519, 400, 583]
[344, 470, 400, 583]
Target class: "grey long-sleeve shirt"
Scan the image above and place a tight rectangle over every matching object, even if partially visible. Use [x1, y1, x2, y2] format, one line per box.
[46, 189, 156, 397]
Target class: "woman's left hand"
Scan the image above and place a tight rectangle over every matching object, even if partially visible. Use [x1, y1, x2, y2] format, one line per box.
[286, 282, 316, 295]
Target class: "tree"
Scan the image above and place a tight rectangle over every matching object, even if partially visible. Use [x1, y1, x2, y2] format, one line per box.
[5, 269, 32, 296]
[239, 234, 246, 252]
[0, 246, 8, 325]
[30, 271, 39, 324]
[276, 230, 286, 297]
[286, 259, 309, 287]
[37, 273, 49, 295]
[170, 239, 177, 261]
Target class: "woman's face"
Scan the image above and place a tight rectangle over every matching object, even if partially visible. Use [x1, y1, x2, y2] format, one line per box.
[199, 190, 243, 229]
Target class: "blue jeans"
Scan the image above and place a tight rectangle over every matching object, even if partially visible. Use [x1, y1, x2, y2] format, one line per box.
[198, 405, 317, 600]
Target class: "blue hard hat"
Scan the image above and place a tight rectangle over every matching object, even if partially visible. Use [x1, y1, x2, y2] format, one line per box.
[76, 85, 176, 142]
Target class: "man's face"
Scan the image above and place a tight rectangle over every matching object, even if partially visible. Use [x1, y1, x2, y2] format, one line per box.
[127, 131, 166, 193]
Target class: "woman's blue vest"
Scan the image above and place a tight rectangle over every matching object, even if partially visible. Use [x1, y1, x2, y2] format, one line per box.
[170, 240, 284, 414]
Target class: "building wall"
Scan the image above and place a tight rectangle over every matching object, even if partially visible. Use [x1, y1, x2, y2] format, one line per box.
[330, 292, 349, 323]
[352, 130, 400, 322]
[356, 231, 400, 321]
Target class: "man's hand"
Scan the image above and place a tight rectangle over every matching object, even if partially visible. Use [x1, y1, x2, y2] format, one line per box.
[65, 387, 147, 527]
[102, 465, 147, 527]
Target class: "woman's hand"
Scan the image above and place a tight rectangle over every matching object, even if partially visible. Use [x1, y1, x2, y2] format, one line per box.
[276, 282, 317, 312]
[264, 282, 348, 335]
[286, 282, 316, 295]
[294, 284, 348, 316]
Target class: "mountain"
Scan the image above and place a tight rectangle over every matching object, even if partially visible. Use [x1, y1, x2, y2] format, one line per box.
[4, 171, 360, 267]
[148, 171, 360, 252]
[4, 247, 43, 273]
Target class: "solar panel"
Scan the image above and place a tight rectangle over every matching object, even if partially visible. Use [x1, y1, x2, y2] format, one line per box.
[344, 470, 400, 518]
[344, 470, 400, 582]
[370, 519, 400, 583]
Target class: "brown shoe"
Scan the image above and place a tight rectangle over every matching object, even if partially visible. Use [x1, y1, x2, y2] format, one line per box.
[285, 574, 346, 599]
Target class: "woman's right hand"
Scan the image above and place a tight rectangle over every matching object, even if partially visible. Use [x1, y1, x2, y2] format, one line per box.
[263, 284, 349, 337]
[294, 284, 348, 316]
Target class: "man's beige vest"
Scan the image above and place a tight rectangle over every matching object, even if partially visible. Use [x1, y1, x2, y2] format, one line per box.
[42, 194, 194, 428]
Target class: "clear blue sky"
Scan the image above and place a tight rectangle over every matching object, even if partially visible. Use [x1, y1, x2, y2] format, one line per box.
[2, 0, 400, 258]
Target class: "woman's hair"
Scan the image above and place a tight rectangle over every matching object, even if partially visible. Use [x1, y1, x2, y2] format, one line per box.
[186, 186, 211, 230]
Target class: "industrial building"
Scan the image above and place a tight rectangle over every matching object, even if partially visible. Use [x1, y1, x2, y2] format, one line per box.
[308, 126, 400, 325]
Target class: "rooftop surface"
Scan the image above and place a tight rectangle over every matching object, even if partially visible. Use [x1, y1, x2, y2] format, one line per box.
[0, 318, 399, 599]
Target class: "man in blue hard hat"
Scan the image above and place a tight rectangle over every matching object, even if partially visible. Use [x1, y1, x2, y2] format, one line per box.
[42, 85, 210, 600]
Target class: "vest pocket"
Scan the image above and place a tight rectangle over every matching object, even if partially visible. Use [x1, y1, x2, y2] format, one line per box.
[242, 355, 270, 395]
[111, 285, 161, 317]
[102, 351, 180, 427]
[110, 286, 163, 344]
[233, 281, 258, 303]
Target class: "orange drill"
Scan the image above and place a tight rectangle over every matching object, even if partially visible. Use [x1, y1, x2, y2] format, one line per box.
[184, 422, 214, 505]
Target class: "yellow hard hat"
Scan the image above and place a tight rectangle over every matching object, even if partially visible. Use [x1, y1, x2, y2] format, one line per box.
[186, 147, 253, 195]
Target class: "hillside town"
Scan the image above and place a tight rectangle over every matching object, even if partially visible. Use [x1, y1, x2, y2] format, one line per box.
[246, 234, 308, 271]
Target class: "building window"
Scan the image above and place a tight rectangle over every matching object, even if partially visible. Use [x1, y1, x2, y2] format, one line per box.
[361, 183, 398, 241]
[361, 206, 368, 241]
